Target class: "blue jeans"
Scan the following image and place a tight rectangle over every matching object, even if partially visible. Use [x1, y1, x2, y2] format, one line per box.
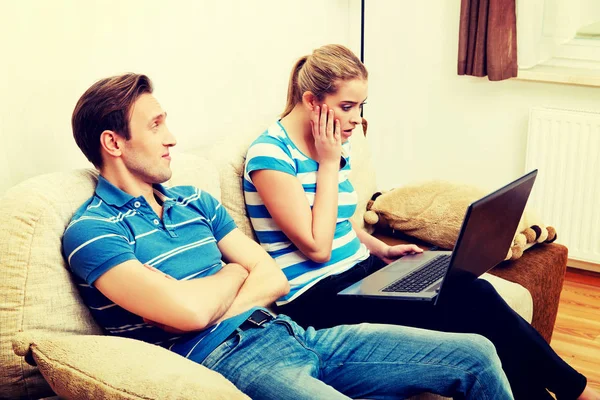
[277, 256, 586, 399]
[201, 314, 513, 399]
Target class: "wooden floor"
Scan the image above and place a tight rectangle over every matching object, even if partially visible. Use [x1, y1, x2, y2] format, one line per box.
[551, 267, 600, 391]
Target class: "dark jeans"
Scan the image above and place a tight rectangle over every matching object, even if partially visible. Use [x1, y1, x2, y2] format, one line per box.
[275, 255, 587, 400]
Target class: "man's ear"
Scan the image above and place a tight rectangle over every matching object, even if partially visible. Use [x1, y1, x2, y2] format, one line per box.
[99, 130, 123, 158]
[301, 91, 318, 111]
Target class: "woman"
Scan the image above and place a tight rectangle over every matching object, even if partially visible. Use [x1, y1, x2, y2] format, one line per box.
[243, 44, 598, 400]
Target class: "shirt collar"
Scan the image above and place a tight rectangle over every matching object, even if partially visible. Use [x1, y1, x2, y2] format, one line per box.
[95, 175, 173, 207]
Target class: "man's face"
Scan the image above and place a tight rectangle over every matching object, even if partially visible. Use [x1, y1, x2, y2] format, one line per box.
[121, 93, 176, 184]
[321, 78, 368, 142]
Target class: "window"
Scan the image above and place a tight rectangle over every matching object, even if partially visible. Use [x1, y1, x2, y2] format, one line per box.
[517, 0, 600, 86]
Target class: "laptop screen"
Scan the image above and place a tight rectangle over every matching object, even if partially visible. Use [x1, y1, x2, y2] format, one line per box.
[443, 170, 537, 286]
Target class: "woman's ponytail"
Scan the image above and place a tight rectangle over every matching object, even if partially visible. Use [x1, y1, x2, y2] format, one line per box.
[281, 56, 308, 118]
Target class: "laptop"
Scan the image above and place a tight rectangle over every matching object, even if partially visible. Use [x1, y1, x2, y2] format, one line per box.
[338, 170, 538, 304]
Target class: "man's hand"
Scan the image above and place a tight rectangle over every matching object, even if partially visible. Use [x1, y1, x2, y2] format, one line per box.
[220, 262, 251, 279]
[379, 244, 423, 264]
[214, 229, 289, 321]
[140, 263, 249, 333]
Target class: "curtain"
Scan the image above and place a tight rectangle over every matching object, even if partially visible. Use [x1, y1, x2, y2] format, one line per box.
[458, 0, 518, 81]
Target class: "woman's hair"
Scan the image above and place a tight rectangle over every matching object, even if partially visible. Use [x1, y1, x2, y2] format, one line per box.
[72, 73, 153, 168]
[281, 44, 368, 118]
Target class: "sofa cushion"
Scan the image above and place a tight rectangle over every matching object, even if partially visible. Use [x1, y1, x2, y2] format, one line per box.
[193, 122, 377, 239]
[346, 123, 378, 232]
[368, 181, 487, 249]
[196, 129, 260, 240]
[0, 154, 219, 399]
[165, 152, 221, 201]
[12, 332, 249, 400]
[0, 169, 104, 399]
[480, 273, 533, 323]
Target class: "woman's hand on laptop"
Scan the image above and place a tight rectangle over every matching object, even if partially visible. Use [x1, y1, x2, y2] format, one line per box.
[379, 244, 423, 264]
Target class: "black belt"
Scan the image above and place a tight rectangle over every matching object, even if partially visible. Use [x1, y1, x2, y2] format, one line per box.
[225, 309, 275, 342]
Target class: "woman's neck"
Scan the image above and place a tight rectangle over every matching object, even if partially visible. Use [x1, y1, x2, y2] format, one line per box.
[280, 105, 317, 160]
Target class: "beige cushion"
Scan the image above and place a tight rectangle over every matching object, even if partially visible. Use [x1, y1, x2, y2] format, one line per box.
[165, 152, 221, 201]
[192, 129, 260, 240]
[0, 154, 219, 399]
[0, 169, 104, 399]
[12, 332, 248, 400]
[480, 274, 533, 323]
[368, 181, 486, 249]
[346, 124, 378, 232]
[366, 181, 551, 261]
[191, 122, 377, 239]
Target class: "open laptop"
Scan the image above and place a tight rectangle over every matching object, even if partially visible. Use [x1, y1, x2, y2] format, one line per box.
[338, 170, 538, 304]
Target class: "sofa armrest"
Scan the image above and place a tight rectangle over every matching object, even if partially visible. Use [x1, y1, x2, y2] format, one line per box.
[373, 229, 566, 343]
[489, 243, 567, 343]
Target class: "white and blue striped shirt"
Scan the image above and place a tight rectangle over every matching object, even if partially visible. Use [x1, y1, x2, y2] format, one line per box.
[62, 176, 259, 363]
[244, 121, 369, 305]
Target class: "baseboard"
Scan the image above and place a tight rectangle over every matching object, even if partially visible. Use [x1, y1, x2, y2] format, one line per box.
[567, 258, 600, 274]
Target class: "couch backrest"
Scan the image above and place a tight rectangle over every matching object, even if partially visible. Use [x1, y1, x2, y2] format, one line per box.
[190, 122, 378, 239]
[347, 123, 378, 231]
[0, 153, 219, 400]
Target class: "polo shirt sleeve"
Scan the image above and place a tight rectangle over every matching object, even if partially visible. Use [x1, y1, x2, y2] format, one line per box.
[245, 136, 296, 180]
[62, 219, 137, 285]
[197, 191, 236, 241]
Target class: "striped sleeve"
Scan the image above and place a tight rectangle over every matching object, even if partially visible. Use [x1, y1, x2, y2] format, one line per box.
[245, 135, 296, 181]
[62, 220, 136, 285]
[197, 191, 236, 241]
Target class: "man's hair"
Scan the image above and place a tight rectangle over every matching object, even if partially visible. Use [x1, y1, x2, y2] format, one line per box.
[72, 73, 153, 168]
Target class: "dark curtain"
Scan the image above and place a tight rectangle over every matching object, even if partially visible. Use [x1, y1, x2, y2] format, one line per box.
[458, 0, 517, 81]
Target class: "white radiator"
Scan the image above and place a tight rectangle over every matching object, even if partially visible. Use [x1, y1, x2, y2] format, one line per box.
[526, 107, 600, 266]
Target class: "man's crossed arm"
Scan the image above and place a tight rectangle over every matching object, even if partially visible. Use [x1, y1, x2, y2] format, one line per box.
[94, 228, 289, 332]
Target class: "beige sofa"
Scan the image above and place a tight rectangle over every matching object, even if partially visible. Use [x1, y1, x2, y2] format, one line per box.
[0, 123, 535, 399]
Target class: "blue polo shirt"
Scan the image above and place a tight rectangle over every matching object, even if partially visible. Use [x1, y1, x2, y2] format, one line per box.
[62, 176, 258, 363]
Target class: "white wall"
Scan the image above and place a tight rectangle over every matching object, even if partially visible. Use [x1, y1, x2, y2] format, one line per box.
[0, 0, 360, 195]
[364, 1, 599, 192]
[5, 0, 595, 197]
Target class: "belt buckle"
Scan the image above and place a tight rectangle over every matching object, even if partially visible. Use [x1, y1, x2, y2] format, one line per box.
[247, 309, 273, 327]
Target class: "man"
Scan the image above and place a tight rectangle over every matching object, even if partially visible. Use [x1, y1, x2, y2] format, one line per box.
[63, 73, 513, 399]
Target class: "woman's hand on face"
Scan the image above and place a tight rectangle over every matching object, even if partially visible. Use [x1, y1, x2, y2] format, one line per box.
[380, 244, 423, 264]
[310, 104, 342, 165]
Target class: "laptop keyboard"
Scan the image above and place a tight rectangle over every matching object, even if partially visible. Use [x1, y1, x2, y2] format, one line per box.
[382, 254, 451, 293]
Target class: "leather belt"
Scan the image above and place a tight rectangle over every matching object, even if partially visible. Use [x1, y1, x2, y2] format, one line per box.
[239, 309, 274, 330]
[224, 309, 274, 342]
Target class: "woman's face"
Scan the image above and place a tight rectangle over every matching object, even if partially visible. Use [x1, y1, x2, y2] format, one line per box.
[321, 78, 368, 141]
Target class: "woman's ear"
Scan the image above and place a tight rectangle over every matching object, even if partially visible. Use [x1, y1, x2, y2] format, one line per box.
[99, 130, 123, 158]
[301, 91, 317, 111]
